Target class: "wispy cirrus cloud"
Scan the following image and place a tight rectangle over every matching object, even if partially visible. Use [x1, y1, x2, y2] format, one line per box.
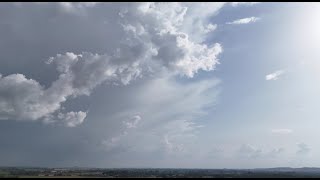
[265, 70, 285, 81]
[102, 114, 141, 151]
[227, 17, 260, 25]
[271, 128, 293, 134]
[229, 2, 261, 7]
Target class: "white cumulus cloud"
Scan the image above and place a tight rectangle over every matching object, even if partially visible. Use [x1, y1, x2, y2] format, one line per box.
[58, 111, 87, 127]
[0, 3, 226, 126]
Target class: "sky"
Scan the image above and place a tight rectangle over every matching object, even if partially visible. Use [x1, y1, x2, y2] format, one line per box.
[0, 2, 320, 169]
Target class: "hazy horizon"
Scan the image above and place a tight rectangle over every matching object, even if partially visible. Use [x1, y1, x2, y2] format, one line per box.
[1, 2, 320, 169]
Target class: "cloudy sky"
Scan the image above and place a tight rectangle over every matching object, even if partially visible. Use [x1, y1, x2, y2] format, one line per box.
[1, 2, 320, 168]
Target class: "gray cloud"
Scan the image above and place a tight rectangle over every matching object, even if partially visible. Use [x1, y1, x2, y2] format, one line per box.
[296, 143, 310, 155]
[267, 148, 285, 158]
[0, 2, 270, 168]
[237, 144, 285, 159]
[123, 115, 142, 129]
[238, 144, 263, 158]
[0, 3, 223, 126]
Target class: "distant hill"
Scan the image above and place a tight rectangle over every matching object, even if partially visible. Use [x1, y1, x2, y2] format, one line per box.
[254, 167, 320, 173]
